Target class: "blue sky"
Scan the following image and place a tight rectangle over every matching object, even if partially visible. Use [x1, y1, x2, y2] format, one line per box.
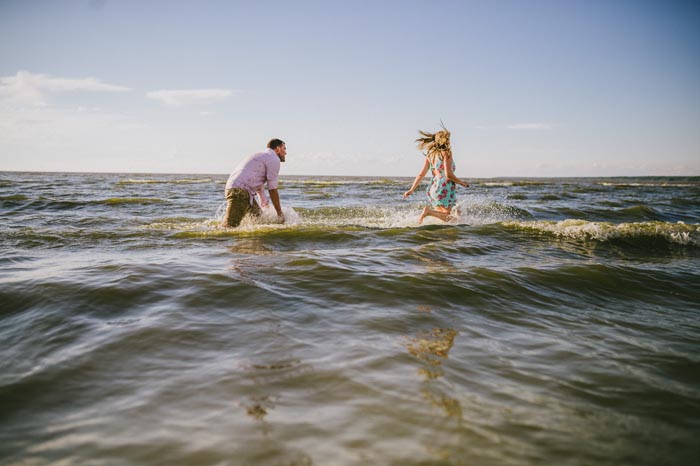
[1, 0, 699, 177]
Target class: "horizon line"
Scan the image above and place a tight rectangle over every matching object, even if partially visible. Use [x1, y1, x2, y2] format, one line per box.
[1, 169, 699, 179]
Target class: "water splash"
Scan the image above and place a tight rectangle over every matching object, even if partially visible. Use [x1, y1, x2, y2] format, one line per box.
[452, 196, 532, 225]
[160, 195, 530, 235]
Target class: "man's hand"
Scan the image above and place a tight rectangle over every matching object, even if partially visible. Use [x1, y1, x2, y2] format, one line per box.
[268, 189, 284, 224]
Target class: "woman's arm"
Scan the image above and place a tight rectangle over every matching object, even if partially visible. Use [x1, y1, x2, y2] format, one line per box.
[403, 158, 431, 198]
[443, 152, 469, 187]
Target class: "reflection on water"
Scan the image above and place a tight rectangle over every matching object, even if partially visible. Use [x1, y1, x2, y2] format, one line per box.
[421, 388, 464, 420]
[407, 328, 458, 365]
[244, 395, 276, 421]
[407, 327, 464, 462]
[407, 328, 462, 416]
[229, 238, 275, 255]
[409, 326, 455, 380]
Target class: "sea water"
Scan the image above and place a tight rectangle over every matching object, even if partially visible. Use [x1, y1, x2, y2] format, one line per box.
[1, 172, 699, 465]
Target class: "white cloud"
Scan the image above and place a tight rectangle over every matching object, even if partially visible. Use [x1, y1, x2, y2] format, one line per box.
[507, 123, 553, 130]
[146, 88, 238, 107]
[0, 70, 130, 106]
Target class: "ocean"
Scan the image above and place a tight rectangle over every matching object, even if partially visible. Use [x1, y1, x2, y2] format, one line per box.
[1, 171, 699, 466]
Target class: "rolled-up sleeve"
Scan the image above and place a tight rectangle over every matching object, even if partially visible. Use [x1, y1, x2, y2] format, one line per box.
[265, 155, 281, 190]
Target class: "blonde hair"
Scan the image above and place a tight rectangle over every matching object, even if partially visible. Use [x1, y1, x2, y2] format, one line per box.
[415, 123, 451, 156]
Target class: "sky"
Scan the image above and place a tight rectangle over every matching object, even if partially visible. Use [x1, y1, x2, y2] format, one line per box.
[1, 0, 699, 177]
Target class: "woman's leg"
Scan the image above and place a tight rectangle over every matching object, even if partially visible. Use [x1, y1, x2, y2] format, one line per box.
[419, 206, 451, 224]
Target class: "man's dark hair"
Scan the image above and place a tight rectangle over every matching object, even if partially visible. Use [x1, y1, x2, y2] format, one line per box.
[267, 139, 285, 150]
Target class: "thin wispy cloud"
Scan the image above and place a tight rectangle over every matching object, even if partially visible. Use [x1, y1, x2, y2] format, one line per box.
[146, 89, 239, 107]
[507, 123, 553, 130]
[0, 70, 130, 106]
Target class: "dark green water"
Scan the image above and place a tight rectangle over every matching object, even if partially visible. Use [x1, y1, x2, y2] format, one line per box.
[1, 172, 699, 465]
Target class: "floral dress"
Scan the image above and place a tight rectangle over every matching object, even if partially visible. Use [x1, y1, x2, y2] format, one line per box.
[427, 155, 457, 208]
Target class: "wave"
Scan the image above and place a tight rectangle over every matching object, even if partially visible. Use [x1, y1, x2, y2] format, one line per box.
[548, 205, 668, 221]
[480, 180, 550, 187]
[481, 181, 515, 187]
[570, 186, 610, 194]
[2, 227, 163, 250]
[670, 197, 700, 208]
[535, 205, 669, 223]
[170, 225, 370, 243]
[597, 182, 700, 188]
[283, 178, 405, 189]
[0, 194, 29, 201]
[116, 178, 214, 185]
[503, 219, 700, 246]
[3, 197, 167, 211]
[299, 189, 333, 199]
[0, 194, 30, 207]
[613, 205, 664, 221]
[540, 194, 564, 201]
[101, 197, 166, 205]
[599, 200, 624, 208]
[6, 215, 699, 252]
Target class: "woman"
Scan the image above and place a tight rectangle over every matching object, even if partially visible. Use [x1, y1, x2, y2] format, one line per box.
[403, 126, 469, 224]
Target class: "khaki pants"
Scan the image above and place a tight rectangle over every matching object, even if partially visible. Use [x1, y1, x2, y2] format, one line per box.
[224, 188, 261, 227]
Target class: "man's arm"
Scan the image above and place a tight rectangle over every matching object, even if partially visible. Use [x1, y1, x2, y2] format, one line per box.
[256, 188, 269, 207]
[268, 188, 285, 223]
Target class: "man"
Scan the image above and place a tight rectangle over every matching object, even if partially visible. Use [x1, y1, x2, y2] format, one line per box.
[223, 138, 286, 227]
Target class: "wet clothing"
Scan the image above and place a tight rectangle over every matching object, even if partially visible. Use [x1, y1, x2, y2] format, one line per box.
[224, 188, 262, 227]
[225, 148, 280, 204]
[224, 148, 280, 227]
[427, 155, 457, 209]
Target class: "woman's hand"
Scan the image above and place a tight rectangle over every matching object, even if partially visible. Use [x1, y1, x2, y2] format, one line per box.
[403, 189, 414, 198]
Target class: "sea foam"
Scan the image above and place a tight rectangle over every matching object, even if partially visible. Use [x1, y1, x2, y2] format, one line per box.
[503, 219, 700, 246]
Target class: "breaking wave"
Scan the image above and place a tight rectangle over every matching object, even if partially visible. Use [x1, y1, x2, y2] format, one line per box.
[503, 219, 700, 246]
